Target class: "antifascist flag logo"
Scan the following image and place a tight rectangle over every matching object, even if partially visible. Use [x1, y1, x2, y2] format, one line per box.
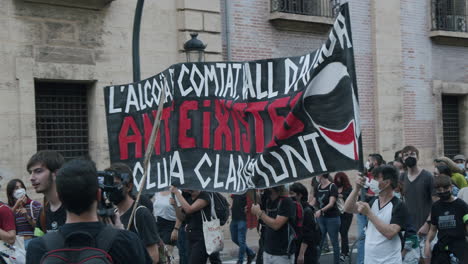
[302, 62, 361, 160]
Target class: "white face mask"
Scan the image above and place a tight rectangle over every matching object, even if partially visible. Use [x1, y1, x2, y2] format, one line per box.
[457, 163, 465, 170]
[368, 179, 381, 195]
[365, 161, 370, 170]
[13, 188, 26, 200]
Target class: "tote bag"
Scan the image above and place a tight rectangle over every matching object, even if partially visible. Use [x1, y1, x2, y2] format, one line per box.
[201, 194, 224, 255]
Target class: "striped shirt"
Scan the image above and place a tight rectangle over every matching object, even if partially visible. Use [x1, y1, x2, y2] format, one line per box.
[14, 199, 42, 236]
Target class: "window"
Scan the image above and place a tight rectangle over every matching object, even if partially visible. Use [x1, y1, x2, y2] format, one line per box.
[442, 95, 461, 157]
[271, 0, 336, 17]
[432, 0, 467, 32]
[35, 82, 89, 160]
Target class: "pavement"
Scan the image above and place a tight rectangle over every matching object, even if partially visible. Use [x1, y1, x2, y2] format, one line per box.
[172, 216, 359, 263]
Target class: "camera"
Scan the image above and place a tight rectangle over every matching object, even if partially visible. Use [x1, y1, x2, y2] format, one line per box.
[97, 170, 130, 220]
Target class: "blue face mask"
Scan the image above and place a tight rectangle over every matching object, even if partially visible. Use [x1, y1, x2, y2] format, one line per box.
[394, 192, 402, 199]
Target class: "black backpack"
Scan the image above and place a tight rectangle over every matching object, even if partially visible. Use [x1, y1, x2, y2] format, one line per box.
[211, 192, 230, 226]
[40, 225, 118, 264]
[304, 205, 322, 246]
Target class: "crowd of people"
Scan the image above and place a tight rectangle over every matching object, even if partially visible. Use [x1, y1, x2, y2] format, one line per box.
[0, 146, 466, 264]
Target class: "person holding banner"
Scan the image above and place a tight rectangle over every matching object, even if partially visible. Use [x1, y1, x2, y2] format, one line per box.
[170, 186, 222, 264]
[105, 163, 161, 264]
[251, 185, 296, 264]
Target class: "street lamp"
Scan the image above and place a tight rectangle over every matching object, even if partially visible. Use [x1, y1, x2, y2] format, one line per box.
[183, 33, 207, 62]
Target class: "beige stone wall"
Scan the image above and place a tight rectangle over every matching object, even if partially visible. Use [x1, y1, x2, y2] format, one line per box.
[370, 0, 405, 162]
[0, 0, 222, 201]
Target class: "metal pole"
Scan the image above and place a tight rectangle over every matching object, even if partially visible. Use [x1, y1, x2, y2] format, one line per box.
[132, 0, 144, 82]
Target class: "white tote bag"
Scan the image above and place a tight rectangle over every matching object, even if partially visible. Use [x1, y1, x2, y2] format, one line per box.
[201, 194, 224, 255]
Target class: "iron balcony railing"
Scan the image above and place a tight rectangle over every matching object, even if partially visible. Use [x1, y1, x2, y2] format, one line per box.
[271, 0, 338, 18]
[432, 0, 468, 32]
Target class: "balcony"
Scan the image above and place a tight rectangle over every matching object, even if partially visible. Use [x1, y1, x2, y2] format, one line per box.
[23, 0, 114, 10]
[431, 0, 468, 46]
[269, 0, 337, 33]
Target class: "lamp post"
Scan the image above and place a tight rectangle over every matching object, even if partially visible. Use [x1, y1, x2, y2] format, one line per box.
[132, 0, 145, 82]
[183, 33, 207, 62]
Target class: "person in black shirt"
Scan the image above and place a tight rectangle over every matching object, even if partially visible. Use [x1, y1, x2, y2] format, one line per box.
[313, 173, 341, 264]
[230, 193, 256, 264]
[26, 159, 151, 264]
[425, 175, 468, 263]
[105, 163, 160, 264]
[170, 187, 222, 264]
[334, 172, 353, 261]
[290, 182, 319, 264]
[27, 150, 66, 236]
[251, 185, 296, 264]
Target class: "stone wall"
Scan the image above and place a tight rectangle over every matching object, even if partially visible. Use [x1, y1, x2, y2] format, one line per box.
[0, 0, 222, 201]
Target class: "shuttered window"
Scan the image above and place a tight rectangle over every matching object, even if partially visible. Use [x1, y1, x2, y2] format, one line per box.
[35, 82, 89, 160]
[442, 95, 460, 158]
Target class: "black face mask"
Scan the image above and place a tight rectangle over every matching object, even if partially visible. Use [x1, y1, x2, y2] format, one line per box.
[291, 196, 297, 201]
[404, 157, 417, 168]
[108, 186, 126, 205]
[437, 191, 451, 201]
[336, 182, 343, 187]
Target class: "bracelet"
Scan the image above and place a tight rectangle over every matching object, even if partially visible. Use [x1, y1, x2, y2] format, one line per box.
[174, 227, 179, 231]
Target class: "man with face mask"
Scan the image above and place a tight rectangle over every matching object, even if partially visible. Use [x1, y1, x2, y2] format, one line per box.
[453, 154, 466, 177]
[424, 175, 468, 263]
[105, 163, 160, 264]
[353, 153, 384, 264]
[399, 146, 435, 263]
[344, 165, 408, 264]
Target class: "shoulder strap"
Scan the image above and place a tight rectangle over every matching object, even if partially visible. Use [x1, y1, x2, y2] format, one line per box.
[43, 231, 66, 252]
[132, 205, 146, 234]
[95, 225, 119, 252]
[276, 197, 285, 211]
[40, 201, 48, 233]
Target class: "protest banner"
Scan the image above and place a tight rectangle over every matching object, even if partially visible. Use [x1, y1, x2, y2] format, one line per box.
[104, 3, 362, 193]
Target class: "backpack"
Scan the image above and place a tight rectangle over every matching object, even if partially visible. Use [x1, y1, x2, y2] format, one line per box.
[40, 225, 118, 264]
[210, 193, 230, 226]
[303, 205, 322, 246]
[276, 197, 304, 256]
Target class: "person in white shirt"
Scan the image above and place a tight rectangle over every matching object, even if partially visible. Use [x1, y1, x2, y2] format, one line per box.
[153, 190, 182, 258]
[344, 165, 408, 264]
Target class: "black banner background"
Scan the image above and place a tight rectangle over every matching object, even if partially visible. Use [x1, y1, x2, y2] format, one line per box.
[104, 4, 362, 193]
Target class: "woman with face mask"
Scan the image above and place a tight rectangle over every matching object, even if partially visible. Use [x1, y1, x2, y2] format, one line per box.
[434, 157, 468, 189]
[170, 187, 222, 264]
[6, 179, 42, 248]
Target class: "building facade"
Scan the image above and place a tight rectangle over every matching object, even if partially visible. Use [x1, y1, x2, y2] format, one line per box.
[0, 0, 467, 192]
